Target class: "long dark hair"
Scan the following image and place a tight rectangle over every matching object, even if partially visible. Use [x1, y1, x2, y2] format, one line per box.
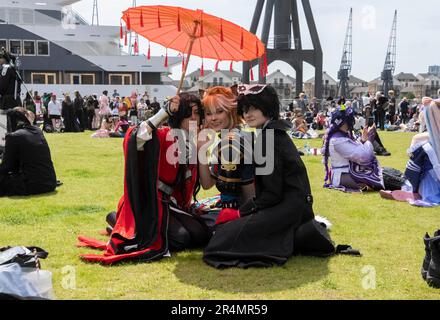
[169, 92, 203, 204]
[168, 93, 203, 129]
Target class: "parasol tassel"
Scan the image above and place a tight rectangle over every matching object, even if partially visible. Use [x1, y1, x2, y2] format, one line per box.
[200, 60, 205, 77]
[177, 11, 181, 32]
[256, 40, 259, 57]
[158, 9, 162, 28]
[124, 31, 127, 46]
[126, 15, 131, 31]
[147, 42, 151, 60]
[181, 54, 185, 71]
[230, 61, 233, 72]
[140, 11, 144, 28]
[220, 20, 224, 42]
[119, 22, 123, 39]
[134, 39, 139, 55]
[240, 29, 244, 50]
[215, 60, 220, 71]
[250, 68, 254, 81]
[164, 49, 168, 68]
[263, 52, 268, 74]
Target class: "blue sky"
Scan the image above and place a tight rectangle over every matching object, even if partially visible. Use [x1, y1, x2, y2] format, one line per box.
[72, 0, 439, 81]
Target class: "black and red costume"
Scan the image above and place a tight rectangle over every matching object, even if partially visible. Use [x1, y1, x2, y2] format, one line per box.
[78, 126, 208, 264]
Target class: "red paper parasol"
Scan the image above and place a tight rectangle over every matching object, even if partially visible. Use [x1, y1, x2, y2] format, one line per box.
[121, 5, 266, 92]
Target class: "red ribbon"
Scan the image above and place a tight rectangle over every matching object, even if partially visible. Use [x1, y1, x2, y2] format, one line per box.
[240, 29, 244, 50]
[215, 60, 220, 71]
[177, 11, 181, 32]
[256, 40, 259, 57]
[140, 11, 144, 28]
[147, 43, 151, 60]
[220, 20, 224, 42]
[230, 61, 233, 72]
[124, 31, 127, 46]
[182, 55, 185, 72]
[158, 9, 161, 28]
[119, 22, 123, 39]
[250, 68, 254, 81]
[200, 60, 205, 77]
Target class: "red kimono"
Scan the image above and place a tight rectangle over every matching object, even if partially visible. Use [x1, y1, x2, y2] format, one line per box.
[78, 126, 198, 264]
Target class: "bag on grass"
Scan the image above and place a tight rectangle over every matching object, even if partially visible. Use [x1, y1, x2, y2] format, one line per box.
[0, 246, 53, 300]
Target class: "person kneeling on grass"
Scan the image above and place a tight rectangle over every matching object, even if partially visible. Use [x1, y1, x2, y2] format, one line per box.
[202, 85, 358, 269]
[0, 107, 57, 196]
[322, 104, 386, 192]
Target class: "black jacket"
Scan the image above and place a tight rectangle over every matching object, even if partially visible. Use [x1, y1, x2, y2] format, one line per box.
[0, 64, 21, 110]
[203, 120, 324, 269]
[0, 124, 56, 194]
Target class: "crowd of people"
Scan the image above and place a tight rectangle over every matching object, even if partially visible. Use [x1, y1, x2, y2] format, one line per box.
[21, 89, 162, 136]
[283, 90, 435, 142]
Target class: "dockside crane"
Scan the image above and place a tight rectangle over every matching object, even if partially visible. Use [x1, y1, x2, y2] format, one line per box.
[92, 0, 99, 26]
[337, 8, 352, 98]
[381, 10, 397, 97]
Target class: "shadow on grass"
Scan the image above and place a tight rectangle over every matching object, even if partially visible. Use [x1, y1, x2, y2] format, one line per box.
[4, 190, 59, 200]
[173, 251, 330, 294]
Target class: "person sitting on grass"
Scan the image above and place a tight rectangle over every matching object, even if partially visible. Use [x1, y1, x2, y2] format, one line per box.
[203, 84, 341, 269]
[322, 104, 385, 192]
[78, 93, 212, 264]
[0, 107, 57, 196]
[380, 100, 440, 207]
[108, 115, 129, 138]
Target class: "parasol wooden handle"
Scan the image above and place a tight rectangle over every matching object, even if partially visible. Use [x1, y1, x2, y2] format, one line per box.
[177, 21, 200, 94]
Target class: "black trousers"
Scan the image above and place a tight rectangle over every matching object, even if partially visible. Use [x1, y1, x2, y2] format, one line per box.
[375, 109, 385, 130]
[168, 210, 212, 252]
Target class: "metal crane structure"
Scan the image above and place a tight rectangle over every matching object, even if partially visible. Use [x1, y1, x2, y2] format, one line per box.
[381, 10, 397, 97]
[337, 8, 352, 99]
[91, 0, 99, 26]
[128, 0, 140, 55]
[243, 0, 323, 98]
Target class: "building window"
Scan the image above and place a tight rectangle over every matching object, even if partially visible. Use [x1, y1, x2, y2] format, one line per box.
[219, 77, 223, 85]
[71, 73, 95, 85]
[109, 74, 132, 85]
[37, 41, 49, 56]
[23, 40, 35, 55]
[279, 78, 284, 85]
[0, 39, 7, 51]
[9, 40, 21, 55]
[31, 73, 56, 84]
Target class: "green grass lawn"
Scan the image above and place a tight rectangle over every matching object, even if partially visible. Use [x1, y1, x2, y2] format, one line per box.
[1, 130, 439, 300]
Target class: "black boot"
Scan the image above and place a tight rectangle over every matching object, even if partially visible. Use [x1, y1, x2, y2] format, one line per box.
[427, 235, 440, 288]
[422, 231, 440, 280]
[106, 211, 117, 228]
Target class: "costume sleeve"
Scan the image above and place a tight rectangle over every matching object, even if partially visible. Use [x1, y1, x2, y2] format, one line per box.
[0, 134, 20, 174]
[253, 147, 284, 209]
[136, 121, 153, 150]
[332, 137, 374, 165]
